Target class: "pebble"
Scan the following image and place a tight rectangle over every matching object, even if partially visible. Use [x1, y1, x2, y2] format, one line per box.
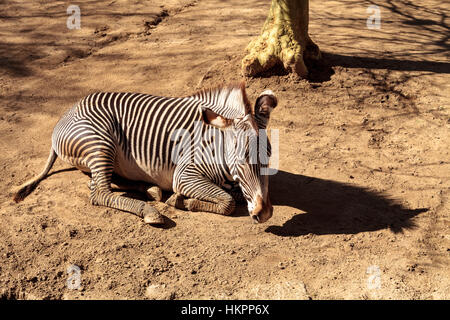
[145, 283, 175, 300]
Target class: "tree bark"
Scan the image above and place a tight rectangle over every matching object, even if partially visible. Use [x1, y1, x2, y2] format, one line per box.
[242, 0, 321, 78]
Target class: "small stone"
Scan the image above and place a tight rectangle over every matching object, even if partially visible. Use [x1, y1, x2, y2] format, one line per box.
[145, 284, 175, 300]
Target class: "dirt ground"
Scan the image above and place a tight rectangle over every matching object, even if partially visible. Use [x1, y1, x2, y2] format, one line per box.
[0, 0, 449, 300]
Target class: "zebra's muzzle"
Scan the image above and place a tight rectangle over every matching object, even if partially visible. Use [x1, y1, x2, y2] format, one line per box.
[251, 214, 260, 224]
[250, 195, 273, 224]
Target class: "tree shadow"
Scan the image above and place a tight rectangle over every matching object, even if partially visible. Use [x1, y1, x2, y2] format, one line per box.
[323, 51, 450, 74]
[266, 170, 427, 237]
[0, 55, 32, 77]
[305, 56, 335, 83]
[305, 50, 450, 84]
[306, 0, 450, 82]
[247, 48, 450, 84]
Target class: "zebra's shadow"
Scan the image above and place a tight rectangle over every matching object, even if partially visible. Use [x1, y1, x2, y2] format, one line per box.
[266, 170, 427, 237]
[51, 169, 177, 228]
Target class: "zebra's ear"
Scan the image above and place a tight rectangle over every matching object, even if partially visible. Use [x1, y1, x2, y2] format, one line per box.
[254, 90, 277, 129]
[202, 108, 233, 128]
[255, 90, 277, 119]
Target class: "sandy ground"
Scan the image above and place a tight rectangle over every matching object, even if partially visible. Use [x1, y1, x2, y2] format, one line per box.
[0, 0, 449, 300]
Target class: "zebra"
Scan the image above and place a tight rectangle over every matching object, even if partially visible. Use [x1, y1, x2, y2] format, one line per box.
[12, 83, 278, 225]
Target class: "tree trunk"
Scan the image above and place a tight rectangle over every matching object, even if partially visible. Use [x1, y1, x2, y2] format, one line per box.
[242, 0, 321, 78]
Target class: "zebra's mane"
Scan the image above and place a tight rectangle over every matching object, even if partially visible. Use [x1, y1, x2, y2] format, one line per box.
[190, 82, 253, 120]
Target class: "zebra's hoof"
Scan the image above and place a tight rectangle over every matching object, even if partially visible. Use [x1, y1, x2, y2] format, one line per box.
[165, 193, 185, 209]
[146, 186, 162, 202]
[142, 204, 164, 225]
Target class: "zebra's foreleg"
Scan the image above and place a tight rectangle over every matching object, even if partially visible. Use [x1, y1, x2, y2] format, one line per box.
[184, 196, 235, 215]
[88, 167, 164, 225]
[168, 176, 235, 215]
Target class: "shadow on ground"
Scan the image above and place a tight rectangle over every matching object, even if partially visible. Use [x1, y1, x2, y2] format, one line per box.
[305, 51, 450, 83]
[324, 52, 450, 74]
[36, 167, 428, 235]
[266, 170, 427, 237]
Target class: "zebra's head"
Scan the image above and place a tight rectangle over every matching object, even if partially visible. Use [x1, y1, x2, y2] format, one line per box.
[199, 83, 278, 223]
[232, 89, 277, 224]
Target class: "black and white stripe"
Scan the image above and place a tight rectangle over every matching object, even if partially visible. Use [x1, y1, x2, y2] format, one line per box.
[14, 85, 276, 224]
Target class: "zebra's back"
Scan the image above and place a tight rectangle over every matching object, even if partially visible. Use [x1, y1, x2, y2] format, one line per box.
[52, 92, 202, 190]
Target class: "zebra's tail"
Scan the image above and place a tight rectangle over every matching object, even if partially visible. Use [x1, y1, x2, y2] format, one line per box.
[12, 147, 57, 203]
